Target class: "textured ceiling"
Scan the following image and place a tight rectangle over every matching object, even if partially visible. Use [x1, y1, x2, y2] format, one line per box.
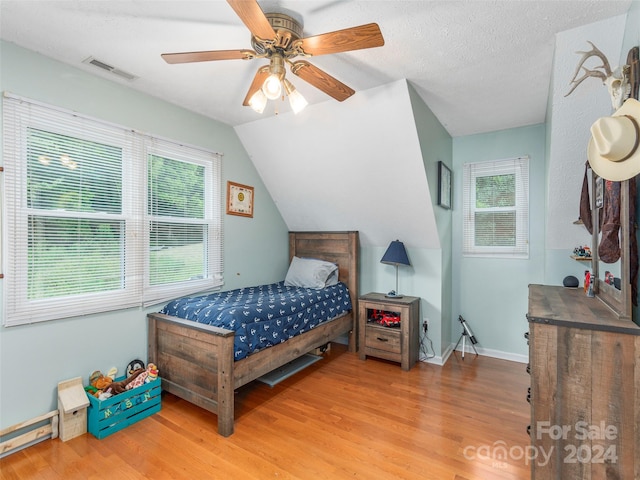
[0, 0, 632, 137]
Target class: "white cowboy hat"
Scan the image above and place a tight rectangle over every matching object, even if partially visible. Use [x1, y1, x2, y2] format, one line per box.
[588, 97, 640, 181]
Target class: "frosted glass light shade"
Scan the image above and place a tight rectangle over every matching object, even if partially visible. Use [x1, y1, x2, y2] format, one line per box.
[284, 79, 308, 114]
[262, 74, 282, 100]
[249, 90, 267, 113]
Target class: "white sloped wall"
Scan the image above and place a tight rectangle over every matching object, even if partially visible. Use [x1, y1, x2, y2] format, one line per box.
[234, 79, 439, 250]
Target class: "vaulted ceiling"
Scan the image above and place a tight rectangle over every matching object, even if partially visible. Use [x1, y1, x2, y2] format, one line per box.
[1, 1, 635, 252]
[0, 1, 632, 137]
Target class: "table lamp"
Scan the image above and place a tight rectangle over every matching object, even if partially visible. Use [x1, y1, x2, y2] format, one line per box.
[380, 240, 411, 298]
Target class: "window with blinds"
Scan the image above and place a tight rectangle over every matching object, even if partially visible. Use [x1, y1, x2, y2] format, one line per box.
[144, 140, 223, 306]
[3, 94, 223, 325]
[462, 157, 529, 258]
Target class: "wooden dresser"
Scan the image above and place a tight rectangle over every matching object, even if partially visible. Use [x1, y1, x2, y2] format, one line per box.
[527, 284, 640, 479]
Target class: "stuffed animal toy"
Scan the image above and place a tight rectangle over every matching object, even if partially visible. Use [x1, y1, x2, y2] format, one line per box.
[108, 368, 145, 395]
[125, 368, 149, 390]
[88, 370, 113, 397]
[145, 363, 158, 383]
[126, 359, 145, 377]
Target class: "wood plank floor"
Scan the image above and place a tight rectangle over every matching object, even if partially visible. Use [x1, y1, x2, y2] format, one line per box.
[1, 344, 531, 480]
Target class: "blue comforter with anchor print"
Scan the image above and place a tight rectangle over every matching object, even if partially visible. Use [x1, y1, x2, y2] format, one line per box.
[160, 281, 352, 361]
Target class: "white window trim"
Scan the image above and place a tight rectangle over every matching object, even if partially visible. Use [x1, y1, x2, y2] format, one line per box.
[143, 139, 223, 307]
[462, 156, 529, 259]
[2, 93, 224, 325]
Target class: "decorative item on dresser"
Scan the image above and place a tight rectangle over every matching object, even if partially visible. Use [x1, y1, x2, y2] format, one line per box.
[358, 293, 420, 371]
[526, 284, 640, 479]
[147, 231, 359, 437]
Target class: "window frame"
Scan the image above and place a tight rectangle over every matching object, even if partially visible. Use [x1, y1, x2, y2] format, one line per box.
[462, 157, 529, 258]
[143, 140, 223, 306]
[2, 94, 223, 326]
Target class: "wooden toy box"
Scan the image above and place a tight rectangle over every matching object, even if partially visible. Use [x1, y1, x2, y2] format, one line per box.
[87, 376, 161, 439]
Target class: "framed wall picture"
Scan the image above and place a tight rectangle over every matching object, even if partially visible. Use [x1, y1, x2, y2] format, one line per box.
[438, 161, 452, 209]
[226, 181, 254, 217]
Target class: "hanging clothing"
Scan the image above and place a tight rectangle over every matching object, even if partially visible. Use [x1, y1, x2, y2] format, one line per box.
[580, 161, 603, 234]
[579, 162, 638, 305]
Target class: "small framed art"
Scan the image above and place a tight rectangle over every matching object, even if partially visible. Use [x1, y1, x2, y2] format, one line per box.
[437, 161, 452, 209]
[595, 176, 603, 208]
[226, 181, 254, 217]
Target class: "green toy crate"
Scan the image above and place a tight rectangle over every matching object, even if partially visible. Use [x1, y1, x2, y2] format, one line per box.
[87, 376, 161, 439]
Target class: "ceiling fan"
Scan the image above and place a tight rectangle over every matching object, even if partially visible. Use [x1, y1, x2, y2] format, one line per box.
[161, 0, 385, 114]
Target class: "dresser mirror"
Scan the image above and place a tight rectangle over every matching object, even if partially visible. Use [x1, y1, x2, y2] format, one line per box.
[590, 177, 632, 319]
[588, 46, 639, 320]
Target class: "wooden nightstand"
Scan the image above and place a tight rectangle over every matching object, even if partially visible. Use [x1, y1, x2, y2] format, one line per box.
[358, 293, 420, 371]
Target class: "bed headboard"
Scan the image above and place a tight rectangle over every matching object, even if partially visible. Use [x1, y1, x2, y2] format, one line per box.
[289, 231, 359, 307]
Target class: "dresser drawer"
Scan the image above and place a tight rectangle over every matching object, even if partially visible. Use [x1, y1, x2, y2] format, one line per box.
[365, 326, 401, 354]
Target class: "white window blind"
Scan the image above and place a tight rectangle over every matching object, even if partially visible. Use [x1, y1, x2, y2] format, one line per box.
[2, 94, 223, 325]
[144, 139, 223, 306]
[462, 157, 529, 258]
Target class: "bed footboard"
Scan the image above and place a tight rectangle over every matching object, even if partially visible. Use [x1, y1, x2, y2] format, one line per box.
[148, 313, 236, 436]
[148, 311, 353, 436]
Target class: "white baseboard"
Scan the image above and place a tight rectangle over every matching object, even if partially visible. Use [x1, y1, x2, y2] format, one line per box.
[452, 343, 529, 363]
[420, 343, 528, 366]
[419, 342, 453, 366]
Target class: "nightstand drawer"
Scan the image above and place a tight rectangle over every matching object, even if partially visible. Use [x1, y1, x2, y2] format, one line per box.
[358, 293, 420, 371]
[365, 326, 401, 354]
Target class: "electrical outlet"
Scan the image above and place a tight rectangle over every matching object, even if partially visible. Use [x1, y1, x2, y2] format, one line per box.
[423, 318, 429, 331]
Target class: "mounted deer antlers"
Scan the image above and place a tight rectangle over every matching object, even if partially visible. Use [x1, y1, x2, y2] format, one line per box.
[565, 41, 630, 110]
[565, 41, 611, 95]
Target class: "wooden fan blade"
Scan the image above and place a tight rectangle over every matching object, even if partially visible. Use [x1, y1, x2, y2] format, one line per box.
[296, 23, 384, 57]
[162, 50, 255, 64]
[227, 0, 276, 40]
[243, 66, 270, 106]
[290, 60, 355, 102]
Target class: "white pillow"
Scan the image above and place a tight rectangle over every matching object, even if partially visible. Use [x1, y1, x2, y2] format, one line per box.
[284, 256, 339, 289]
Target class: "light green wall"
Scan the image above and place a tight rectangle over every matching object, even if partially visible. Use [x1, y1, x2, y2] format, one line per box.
[349, 81, 453, 363]
[359, 245, 443, 360]
[0, 41, 288, 428]
[406, 83, 454, 359]
[452, 124, 546, 359]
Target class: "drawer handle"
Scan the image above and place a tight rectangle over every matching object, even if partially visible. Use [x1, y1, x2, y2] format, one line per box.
[376, 337, 389, 342]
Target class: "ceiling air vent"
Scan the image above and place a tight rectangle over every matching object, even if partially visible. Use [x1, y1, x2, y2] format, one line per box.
[82, 56, 138, 81]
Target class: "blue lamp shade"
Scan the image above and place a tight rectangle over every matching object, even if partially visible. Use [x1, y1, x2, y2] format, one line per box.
[381, 240, 410, 267]
[381, 240, 410, 298]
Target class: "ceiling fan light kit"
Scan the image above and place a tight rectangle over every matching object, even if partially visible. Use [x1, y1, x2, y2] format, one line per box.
[283, 79, 308, 114]
[262, 74, 283, 100]
[161, 0, 385, 116]
[248, 89, 267, 113]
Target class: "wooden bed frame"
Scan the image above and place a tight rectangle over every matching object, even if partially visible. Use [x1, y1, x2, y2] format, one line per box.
[147, 231, 359, 436]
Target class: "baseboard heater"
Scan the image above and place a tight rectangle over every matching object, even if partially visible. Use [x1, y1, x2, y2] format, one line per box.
[1, 410, 58, 458]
